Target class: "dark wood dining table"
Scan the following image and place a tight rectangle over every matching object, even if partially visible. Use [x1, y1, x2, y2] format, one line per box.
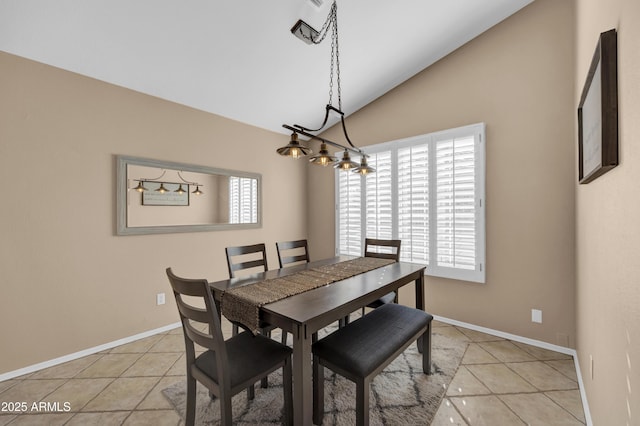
[208, 256, 426, 426]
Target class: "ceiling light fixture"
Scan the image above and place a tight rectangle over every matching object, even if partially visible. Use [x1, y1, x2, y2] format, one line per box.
[278, 0, 374, 175]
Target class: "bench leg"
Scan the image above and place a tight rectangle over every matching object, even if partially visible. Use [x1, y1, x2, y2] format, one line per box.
[422, 322, 432, 374]
[313, 356, 324, 425]
[356, 377, 370, 426]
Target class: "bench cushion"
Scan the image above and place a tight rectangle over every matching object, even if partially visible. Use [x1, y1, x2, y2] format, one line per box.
[313, 304, 433, 378]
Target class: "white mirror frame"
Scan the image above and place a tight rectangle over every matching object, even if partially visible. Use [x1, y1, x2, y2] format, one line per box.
[116, 155, 262, 235]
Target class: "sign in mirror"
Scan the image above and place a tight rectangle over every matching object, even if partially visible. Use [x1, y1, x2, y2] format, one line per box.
[116, 155, 261, 235]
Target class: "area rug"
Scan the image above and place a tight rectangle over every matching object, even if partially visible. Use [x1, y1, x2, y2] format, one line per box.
[163, 323, 467, 425]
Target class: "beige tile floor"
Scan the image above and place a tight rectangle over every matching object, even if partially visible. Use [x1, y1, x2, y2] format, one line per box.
[0, 320, 586, 425]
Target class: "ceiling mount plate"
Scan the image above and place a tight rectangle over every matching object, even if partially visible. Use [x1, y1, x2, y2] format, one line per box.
[291, 19, 319, 44]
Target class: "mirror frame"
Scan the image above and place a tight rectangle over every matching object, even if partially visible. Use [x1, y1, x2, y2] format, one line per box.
[116, 155, 262, 235]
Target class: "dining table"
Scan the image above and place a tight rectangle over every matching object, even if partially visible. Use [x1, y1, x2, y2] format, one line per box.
[208, 255, 426, 426]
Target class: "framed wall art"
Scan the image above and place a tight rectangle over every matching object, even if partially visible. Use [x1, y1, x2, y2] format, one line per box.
[578, 28, 618, 184]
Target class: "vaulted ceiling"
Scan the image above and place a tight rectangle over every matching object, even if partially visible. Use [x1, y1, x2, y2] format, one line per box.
[0, 0, 533, 134]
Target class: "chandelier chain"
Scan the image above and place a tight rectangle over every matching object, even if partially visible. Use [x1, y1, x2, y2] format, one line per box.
[309, 1, 340, 109]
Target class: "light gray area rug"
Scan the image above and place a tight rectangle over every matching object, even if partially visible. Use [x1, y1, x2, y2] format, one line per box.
[163, 325, 467, 425]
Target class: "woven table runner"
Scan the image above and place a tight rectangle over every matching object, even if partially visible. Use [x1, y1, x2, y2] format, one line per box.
[221, 257, 396, 335]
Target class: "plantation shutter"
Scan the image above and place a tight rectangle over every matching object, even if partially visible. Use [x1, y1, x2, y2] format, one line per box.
[336, 167, 362, 256]
[398, 142, 430, 264]
[435, 136, 476, 270]
[365, 151, 393, 241]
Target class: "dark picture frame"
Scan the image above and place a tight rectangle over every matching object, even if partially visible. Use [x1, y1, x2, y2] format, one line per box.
[578, 29, 618, 184]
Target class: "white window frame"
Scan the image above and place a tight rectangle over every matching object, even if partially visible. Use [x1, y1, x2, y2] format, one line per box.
[335, 123, 486, 283]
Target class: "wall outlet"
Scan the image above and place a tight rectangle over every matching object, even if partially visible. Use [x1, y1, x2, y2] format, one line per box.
[156, 293, 166, 306]
[531, 309, 542, 323]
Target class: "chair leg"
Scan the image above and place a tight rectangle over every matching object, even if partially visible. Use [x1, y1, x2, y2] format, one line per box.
[246, 384, 255, 400]
[220, 394, 233, 426]
[260, 328, 270, 388]
[185, 375, 197, 426]
[232, 323, 239, 336]
[313, 356, 324, 425]
[281, 330, 287, 346]
[356, 377, 370, 426]
[422, 322, 432, 374]
[283, 357, 293, 426]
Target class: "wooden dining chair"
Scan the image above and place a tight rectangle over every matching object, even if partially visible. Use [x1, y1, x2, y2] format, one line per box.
[362, 238, 401, 313]
[166, 268, 293, 426]
[276, 239, 310, 268]
[225, 243, 269, 279]
[225, 243, 288, 357]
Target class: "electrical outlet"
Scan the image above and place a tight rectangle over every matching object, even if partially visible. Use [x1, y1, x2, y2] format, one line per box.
[156, 293, 166, 306]
[531, 309, 542, 323]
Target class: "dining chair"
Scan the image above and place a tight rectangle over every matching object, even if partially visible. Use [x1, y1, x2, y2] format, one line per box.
[276, 239, 310, 268]
[225, 243, 288, 354]
[225, 243, 269, 279]
[362, 238, 401, 313]
[166, 268, 293, 426]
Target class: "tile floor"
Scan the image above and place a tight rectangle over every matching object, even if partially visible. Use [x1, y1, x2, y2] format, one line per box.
[0, 320, 586, 425]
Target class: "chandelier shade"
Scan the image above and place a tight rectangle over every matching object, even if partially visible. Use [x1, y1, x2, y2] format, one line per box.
[309, 142, 338, 166]
[276, 133, 313, 159]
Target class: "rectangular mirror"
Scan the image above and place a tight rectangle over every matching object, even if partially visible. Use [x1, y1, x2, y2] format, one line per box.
[116, 155, 261, 235]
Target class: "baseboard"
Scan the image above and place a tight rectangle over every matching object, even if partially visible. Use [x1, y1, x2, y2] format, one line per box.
[571, 350, 594, 426]
[434, 315, 592, 425]
[0, 322, 181, 382]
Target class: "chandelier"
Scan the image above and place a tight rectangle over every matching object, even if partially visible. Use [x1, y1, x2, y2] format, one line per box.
[277, 0, 375, 175]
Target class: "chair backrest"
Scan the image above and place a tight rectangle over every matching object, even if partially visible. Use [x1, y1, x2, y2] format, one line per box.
[225, 243, 268, 278]
[276, 239, 310, 268]
[364, 238, 401, 262]
[165, 268, 229, 380]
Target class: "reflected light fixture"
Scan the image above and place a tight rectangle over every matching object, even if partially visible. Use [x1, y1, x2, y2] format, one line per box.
[277, 0, 374, 175]
[131, 170, 204, 195]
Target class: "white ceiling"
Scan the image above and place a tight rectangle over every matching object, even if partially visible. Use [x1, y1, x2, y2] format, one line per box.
[0, 0, 533, 135]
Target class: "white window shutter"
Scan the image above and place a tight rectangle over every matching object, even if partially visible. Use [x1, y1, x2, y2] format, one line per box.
[365, 151, 393, 241]
[398, 143, 429, 264]
[336, 168, 362, 256]
[435, 136, 476, 270]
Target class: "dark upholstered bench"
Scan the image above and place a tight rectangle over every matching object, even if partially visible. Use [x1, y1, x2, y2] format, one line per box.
[312, 303, 433, 426]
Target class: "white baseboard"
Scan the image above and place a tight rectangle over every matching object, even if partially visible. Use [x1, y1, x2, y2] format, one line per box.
[0, 322, 181, 382]
[434, 315, 592, 426]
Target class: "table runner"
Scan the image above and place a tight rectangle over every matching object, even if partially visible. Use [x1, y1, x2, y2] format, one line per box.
[221, 257, 396, 335]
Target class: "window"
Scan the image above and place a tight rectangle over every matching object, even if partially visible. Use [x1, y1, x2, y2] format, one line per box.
[229, 177, 258, 224]
[335, 123, 485, 283]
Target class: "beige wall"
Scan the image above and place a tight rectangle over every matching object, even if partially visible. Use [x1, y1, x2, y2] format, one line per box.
[309, 0, 577, 347]
[575, 0, 640, 423]
[0, 52, 307, 374]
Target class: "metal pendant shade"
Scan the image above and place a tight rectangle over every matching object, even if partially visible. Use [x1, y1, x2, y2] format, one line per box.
[277, 133, 313, 159]
[309, 142, 338, 166]
[353, 156, 375, 175]
[335, 151, 359, 171]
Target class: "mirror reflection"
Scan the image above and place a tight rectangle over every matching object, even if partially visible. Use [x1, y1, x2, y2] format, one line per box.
[116, 156, 261, 235]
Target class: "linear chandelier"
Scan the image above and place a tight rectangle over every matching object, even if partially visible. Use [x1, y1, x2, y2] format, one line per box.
[277, 0, 375, 175]
[132, 170, 204, 195]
